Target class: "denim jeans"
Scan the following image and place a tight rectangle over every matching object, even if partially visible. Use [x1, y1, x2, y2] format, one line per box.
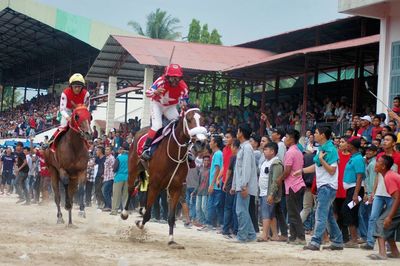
[206, 189, 224, 227]
[311, 185, 343, 248]
[186, 187, 197, 220]
[367, 195, 393, 247]
[223, 192, 237, 235]
[196, 195, 208, 224]
[358, 201, 371, 240]
[236, 192, 256, 242]
[17, 172, 29, 202]
[102, 180, 114, 209]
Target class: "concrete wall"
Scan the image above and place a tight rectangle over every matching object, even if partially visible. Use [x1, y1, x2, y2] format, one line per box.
[377, 7, 400, 113]
[338, 0, 386, 12]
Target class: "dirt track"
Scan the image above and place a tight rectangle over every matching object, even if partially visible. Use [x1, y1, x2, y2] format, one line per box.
[0, 195, 397, 266]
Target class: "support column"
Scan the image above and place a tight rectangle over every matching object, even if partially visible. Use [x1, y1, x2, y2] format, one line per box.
[226, 78, 231, 116]
[260, 81, 266, 136]
[301, 58, 308, 135]
[24, 87, 27, 103]
[313, 65, 319, 101]
[274, 76, 280, 101]
[125, 93, 128, 123]
[352, 49, 360, 116]
[211, 77, 216, 108]
[240, 80, 245, 107]
[0, 85, 5, 112]
[141, 67, 154, 128]
[106, 76, 117, 134]
[11, 86, 15, 110]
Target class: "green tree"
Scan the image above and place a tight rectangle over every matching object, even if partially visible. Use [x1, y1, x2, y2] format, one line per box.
[200, 24, 210, 44]
[0, 86, 22, 111]
[209, 29, 222, 45]
[128, 8, 181, 40]
[187, 19, 201, 43]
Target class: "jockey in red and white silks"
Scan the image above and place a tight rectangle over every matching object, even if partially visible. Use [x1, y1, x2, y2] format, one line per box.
[44, 73, 90, 147]
[141, 64, 188, 160]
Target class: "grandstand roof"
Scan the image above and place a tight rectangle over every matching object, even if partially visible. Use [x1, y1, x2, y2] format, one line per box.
[86, 35, 274, 82]
[225, 34, 379, 73]
[0, 0, 135, 88]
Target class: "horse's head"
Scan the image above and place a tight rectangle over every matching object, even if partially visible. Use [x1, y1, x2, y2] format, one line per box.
[182, 108, 207, 152]
[70, 105, 92, 140]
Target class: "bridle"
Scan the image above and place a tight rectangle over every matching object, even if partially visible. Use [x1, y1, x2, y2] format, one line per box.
[69, 106, 91, 139]
[165, 108, 207, 192]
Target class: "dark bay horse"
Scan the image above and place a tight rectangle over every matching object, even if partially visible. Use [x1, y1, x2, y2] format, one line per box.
[121, 108, 207, 247]
[44, 105, 92, 226]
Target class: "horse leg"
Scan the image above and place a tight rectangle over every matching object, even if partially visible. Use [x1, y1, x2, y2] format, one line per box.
[66, 178, 79, 227]
[136, 184, 159, 229]
[167, 187, 184, 249]
[50, 168, 64, 224]
[122, 160, 142, 220]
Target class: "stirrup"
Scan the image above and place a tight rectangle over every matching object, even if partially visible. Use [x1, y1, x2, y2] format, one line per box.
[141, 149, 151, 161]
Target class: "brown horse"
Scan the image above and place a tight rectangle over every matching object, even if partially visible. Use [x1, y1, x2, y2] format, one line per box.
[44, 105, 92, 226]
[121, 107, 207, 248]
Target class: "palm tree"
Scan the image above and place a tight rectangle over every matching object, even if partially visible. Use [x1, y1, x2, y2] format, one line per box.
[128, 8, 181, 40]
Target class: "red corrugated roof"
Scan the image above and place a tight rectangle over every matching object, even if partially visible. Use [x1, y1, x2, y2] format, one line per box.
[225, 34, 380, 71]
[111, 35, 274, 72]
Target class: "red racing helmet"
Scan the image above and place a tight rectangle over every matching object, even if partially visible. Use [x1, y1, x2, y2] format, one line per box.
[165, 64, 183, 77]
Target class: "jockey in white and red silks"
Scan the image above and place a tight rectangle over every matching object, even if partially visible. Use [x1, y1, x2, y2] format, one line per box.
[45, 73, 90, 147]
[141, 64, 189, 160]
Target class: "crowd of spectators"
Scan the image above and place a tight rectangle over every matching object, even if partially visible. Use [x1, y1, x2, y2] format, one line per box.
[2, 91, 400, 260]
[0, 94, 59, 139]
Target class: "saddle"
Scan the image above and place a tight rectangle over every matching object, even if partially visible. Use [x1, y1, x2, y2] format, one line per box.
[137, 120, 177, 156]
[50, 126, 90, 153]
[50, 127, 68, 153]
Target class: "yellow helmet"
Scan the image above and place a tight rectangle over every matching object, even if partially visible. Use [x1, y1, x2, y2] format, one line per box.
[69, 73, 85, 86]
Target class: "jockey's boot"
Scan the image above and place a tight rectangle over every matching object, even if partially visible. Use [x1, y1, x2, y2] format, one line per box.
[188, 152, 195, 162]
[141, 137, 153, 161]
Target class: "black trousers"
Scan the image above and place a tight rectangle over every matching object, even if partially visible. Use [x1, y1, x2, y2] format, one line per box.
[286, 187, 305, 240]
[85, 181, 94, 205]
[249, 195, 259, 233]
[95, 176, 104, 207]
[152, 189, 168, 220]
[275, 201, 288, 237]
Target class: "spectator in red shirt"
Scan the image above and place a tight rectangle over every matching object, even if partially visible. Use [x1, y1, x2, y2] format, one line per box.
[371, 116, 383, 140]
[220, 130, 234, 235]
[335, 136, 351, 243]
[370, 155, 400, 260]
[376, 133, 400, 174]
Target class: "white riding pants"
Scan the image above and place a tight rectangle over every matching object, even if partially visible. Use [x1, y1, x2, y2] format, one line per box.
[60, 110, 72, 128]
[150, 101, 179, 131]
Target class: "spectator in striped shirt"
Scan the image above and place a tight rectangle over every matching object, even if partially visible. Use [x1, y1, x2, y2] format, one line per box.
[102, 146, 115, 212]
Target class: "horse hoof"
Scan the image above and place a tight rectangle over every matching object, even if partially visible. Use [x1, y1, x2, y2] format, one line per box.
[66, 223, 78, 229]
[135, 220, 144, 230]
[120, 210, 129, 220]
[57, 218, 65, 224]
[78, 211, 86, 218]
[168, 241, 184, 249]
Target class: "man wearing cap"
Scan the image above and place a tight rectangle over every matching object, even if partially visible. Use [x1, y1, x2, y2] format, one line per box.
[359, 144, 378, 249]
[357, 115, 373, 143]
[342, 137, 366, 248]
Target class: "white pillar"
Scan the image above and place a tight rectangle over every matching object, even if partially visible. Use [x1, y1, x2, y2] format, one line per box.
[106, 76, 117, 134]
[376, 17, 391, 116]
[141, 67, 154, 128]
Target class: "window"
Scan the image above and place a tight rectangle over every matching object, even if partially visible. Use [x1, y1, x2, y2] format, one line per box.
[389, 41, 400, 106]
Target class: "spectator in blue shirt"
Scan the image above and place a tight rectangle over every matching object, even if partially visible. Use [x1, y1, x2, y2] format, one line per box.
[342, 136, 366, 248]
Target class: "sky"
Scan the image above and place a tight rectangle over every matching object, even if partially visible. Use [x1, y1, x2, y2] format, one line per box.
[35, 0, 348, 45]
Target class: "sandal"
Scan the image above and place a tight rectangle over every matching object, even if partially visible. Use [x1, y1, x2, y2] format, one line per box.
[257, 237, 269, 242]
[368, 254, 387, 260]
[387, 253, 400, 258]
